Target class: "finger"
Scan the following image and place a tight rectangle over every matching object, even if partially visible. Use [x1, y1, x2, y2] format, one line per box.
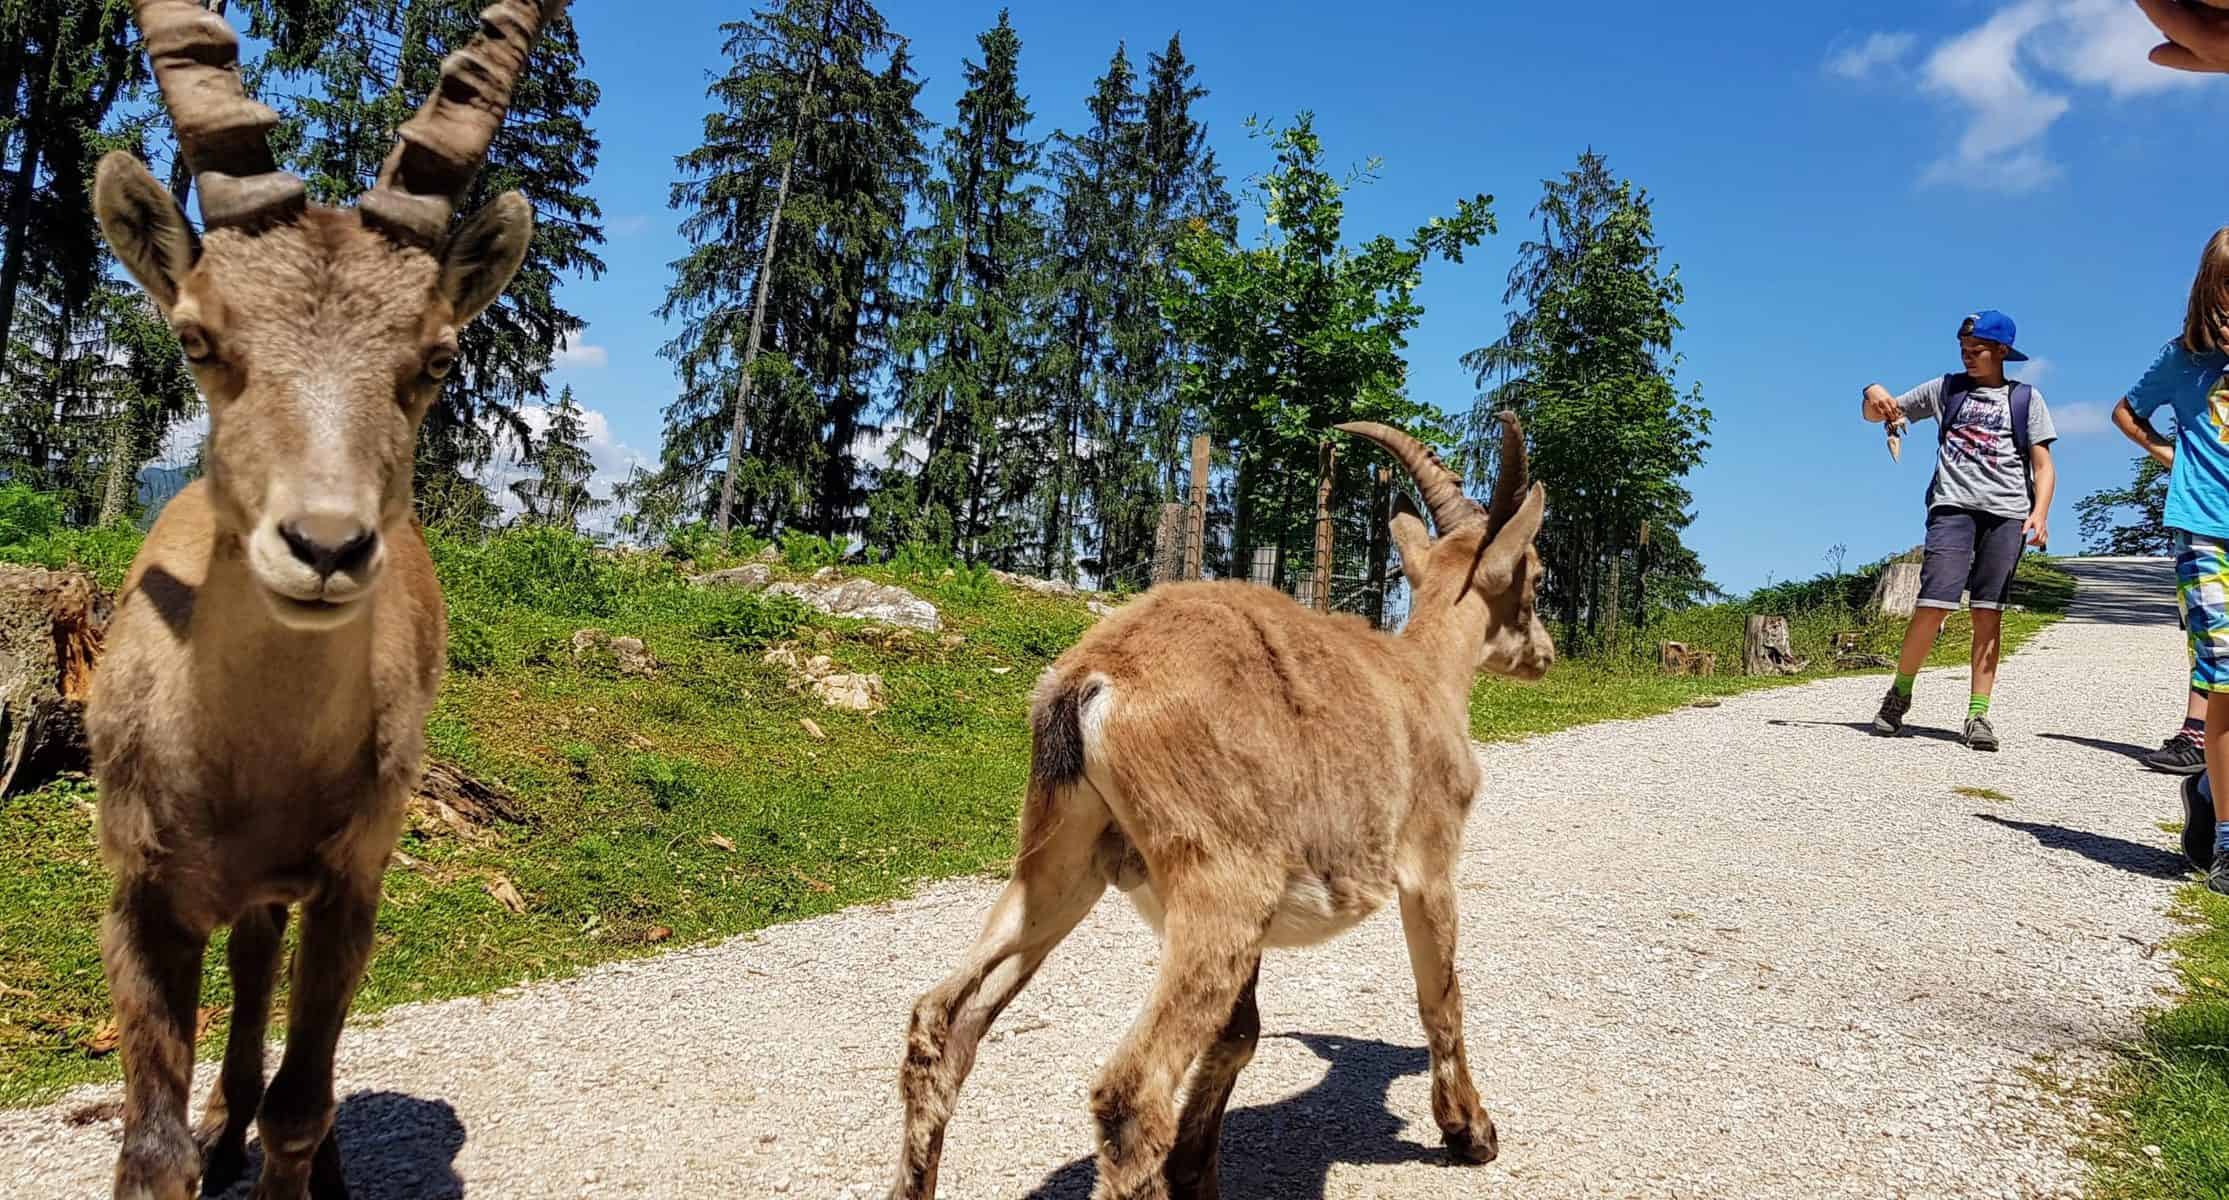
[2137, 0, 2207, 44]
[2149, 40, 2222, 71]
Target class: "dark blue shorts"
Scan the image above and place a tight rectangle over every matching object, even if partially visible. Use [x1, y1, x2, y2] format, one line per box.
[1917, 506, 2022, 611]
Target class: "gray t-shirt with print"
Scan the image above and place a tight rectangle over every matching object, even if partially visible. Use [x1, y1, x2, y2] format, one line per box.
[1894, 375, 2057, 519]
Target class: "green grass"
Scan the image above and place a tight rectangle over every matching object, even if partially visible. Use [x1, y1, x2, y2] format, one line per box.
[2087, 889, 2229, 1200]
[1953, 785, 2014, 804]
[0, 530, 2076, 1106]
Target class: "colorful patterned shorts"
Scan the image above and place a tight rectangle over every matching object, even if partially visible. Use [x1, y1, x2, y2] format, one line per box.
[2177, 530, 2229, 693]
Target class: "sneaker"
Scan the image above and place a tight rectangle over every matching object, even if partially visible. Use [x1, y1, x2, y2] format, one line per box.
[1962, 714, 2000, 752]
[2184, 773, 2218, 872]
[2148, 732, 2209, 776]
[2210, 854, 2229, 898]
[1871, 688, 1911, 736]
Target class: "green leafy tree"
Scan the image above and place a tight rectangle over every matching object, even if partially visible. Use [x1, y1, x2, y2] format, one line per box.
[657, 0, 921, 539]
[879, 10, 1052, 565]
[1164, 113, 1492, 587]
[510, 386, 606, 532]
[1462, 150, 1710, 644]
[2077, 455, 2172, 555]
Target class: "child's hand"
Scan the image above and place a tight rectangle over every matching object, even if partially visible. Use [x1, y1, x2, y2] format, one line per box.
[1862, 386, 1900, 423]
[2023, 512, 2049, 549]
[2138, 0, 2229, 72]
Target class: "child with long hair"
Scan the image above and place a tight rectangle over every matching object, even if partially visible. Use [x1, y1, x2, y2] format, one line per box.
[2112, 227, 2229, 891]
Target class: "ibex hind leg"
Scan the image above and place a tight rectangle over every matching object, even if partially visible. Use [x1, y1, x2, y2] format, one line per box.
[1161, 961, 1261, 1200]
[889, 783, 1110, 1200]
[196, 903, 289, 1193]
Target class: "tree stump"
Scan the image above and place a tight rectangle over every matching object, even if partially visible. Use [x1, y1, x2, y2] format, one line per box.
[409, 761, 530, 837]
[1870, 562, 1923, 618]
[1742, 615, 1806, 677]
[0, 566, 112, 799]
[1659, 641, 1717, 677]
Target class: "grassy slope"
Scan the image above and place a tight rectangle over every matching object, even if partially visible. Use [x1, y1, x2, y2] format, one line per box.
[2089, 892, 2229, 1199]
[0, 539, 2072, 1105]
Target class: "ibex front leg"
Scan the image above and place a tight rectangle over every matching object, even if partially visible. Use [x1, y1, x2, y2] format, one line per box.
[252, 877, 379, 1200]
[1397, 848, 1497, 1164]
[104, 882, 208, 1200]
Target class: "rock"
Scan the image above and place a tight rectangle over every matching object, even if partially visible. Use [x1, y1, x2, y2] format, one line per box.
[990, 569, 1078, 599]
[0, 565, 111, 798]
[766, 577, 941, 633]
[689, 563, 773, 592]
[756, 546, 781, 562]
[571, 629, 661, 677]
[809, 672, 885, 713]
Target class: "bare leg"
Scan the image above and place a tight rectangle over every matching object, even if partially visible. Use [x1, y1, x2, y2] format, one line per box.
[197, 904, 288, 1191]
[1398, 868, 1497, 1163]
[890, 789, 1110, 1200]
[1969, 607, 2004, 698]
[2209, 691, 2229, 827]
[252, 881, 378, 1200]
[1894, 607, 1953, 678]
[1162, 962, 1261, 1200]
[104, 883, 208, 1200]
[1090, 903, 1267, 1200]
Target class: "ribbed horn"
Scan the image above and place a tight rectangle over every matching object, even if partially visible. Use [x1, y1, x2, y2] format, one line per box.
[1333, 421, 1484, 533]
[361, 0, 569, 246]
[1484, 410, 1527, 532]
[131, 0, 306, 229]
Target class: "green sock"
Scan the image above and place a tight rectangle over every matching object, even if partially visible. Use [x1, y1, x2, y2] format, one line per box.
[1893, 673, 1915, 698]
[1969, 693, 1991, 718]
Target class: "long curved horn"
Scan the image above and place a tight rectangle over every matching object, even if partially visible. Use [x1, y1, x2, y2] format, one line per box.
[131, 0, 305, 229]
[1333, 421, 1484, 533]
[361, 0, 569, 246]
[1484, 410, 1528, 532]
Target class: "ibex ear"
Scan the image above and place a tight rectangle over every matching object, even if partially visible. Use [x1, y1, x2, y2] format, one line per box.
[439, 191, 533, 326]
[1484, 483, 1547, 581]
[94, 152, 198, 310]
[1389, 490, 1432, 589]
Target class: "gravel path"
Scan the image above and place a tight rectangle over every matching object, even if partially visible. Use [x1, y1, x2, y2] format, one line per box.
[2, 557, 2194, 1199]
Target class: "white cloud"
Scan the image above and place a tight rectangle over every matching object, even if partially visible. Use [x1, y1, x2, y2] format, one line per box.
[1825, 32, 1918, 81]
[1847, 1, 2209, 192]
[554, 335, 608, 369]
[481, 399, 654, 531]
[609, 214, 653, 238]
[2050, 399, 2113, 435]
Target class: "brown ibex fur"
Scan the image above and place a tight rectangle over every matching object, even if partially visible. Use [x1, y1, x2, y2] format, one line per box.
[889, 416, 1553, 1200]
[87, 3, 567, 1198]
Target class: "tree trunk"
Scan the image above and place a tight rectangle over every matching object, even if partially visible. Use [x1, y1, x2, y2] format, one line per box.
[97, 408, 137, 526]
[1870, 561, 1923, 619]
[715, 48, 822, 533]
[1184, 434, 1208, 580]
[1742, 614, 1805, 677]
[1364, 466, 1390, 628]
[0, 79, 45, 360]
[0, 566, 110, 800]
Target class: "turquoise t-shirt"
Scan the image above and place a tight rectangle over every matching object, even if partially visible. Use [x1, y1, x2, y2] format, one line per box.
[2129, 340, 2229, 541]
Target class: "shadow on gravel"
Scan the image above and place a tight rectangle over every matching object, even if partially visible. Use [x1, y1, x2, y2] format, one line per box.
[2036, 732, 2156, 764]
[1974, 813, 2186, 879]
[206, 1091, 466, 1200]
[1767, 719, 1964, 745]
[1025, 1034, 1452, 1200]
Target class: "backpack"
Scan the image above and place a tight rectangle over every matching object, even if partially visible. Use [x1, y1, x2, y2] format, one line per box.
[1932, 373, 2035, 504]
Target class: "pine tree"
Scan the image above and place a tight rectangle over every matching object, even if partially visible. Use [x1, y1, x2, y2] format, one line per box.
[238, 0, 607, 529]
[510, 385, 606, 532]
[658, 0, 921, 541]
[881, 10, 1050, 565]
[1461, 150, 1710, 643]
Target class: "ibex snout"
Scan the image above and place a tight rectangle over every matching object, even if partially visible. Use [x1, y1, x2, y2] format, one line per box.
[250, 498, 388, 629]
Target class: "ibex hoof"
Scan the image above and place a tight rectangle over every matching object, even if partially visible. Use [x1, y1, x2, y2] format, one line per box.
[1442, 1113, 1499, 1165]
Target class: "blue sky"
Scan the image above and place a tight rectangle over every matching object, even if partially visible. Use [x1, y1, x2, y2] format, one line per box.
[530, 0, 2229, 592]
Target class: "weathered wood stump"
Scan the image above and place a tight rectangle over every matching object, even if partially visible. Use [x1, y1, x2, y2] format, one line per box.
[1742, 615, 1807, 677]
[1659, 641, 1717, 677]
[1870, 561, 1923, 619]
[409, 761, 529, 837]
[0, 566, 112, 798]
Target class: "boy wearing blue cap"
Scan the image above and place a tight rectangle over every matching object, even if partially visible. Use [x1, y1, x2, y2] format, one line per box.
[1860, 310, 2059, 750]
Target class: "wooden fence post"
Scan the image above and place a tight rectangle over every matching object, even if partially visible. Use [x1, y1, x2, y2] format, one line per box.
[1151, 502, 1185, 585]
[1183, 434, 1209, 580]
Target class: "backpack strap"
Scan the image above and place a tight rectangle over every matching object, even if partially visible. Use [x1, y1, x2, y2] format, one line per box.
[1933, 373, 2036, 500]
[1937, 373, 1967, 446]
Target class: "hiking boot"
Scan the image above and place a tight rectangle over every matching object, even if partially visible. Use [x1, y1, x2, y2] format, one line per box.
[1962, 714, 2000, 752]
[1871, 688, 1910, 736]
[2148, 732, 2209, 776]
[2185, 773, 2219, 872]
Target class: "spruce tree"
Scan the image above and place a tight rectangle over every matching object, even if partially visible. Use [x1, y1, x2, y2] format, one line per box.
[511, 386, 605, 532]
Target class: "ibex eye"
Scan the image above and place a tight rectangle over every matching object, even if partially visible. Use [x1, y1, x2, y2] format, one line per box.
[425, 348, 456, 379]
[177, 324, 214, 363]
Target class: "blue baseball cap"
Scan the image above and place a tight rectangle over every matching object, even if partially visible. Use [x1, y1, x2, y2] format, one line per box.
[1960, 310, 2029, 362]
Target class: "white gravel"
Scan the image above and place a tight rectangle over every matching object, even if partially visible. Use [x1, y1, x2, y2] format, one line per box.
[1, 557, 2191, 1199]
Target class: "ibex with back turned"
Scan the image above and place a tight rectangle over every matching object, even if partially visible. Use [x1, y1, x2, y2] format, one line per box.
[890, 415, 1552, 1199]
[87, 2, 568, 1197]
